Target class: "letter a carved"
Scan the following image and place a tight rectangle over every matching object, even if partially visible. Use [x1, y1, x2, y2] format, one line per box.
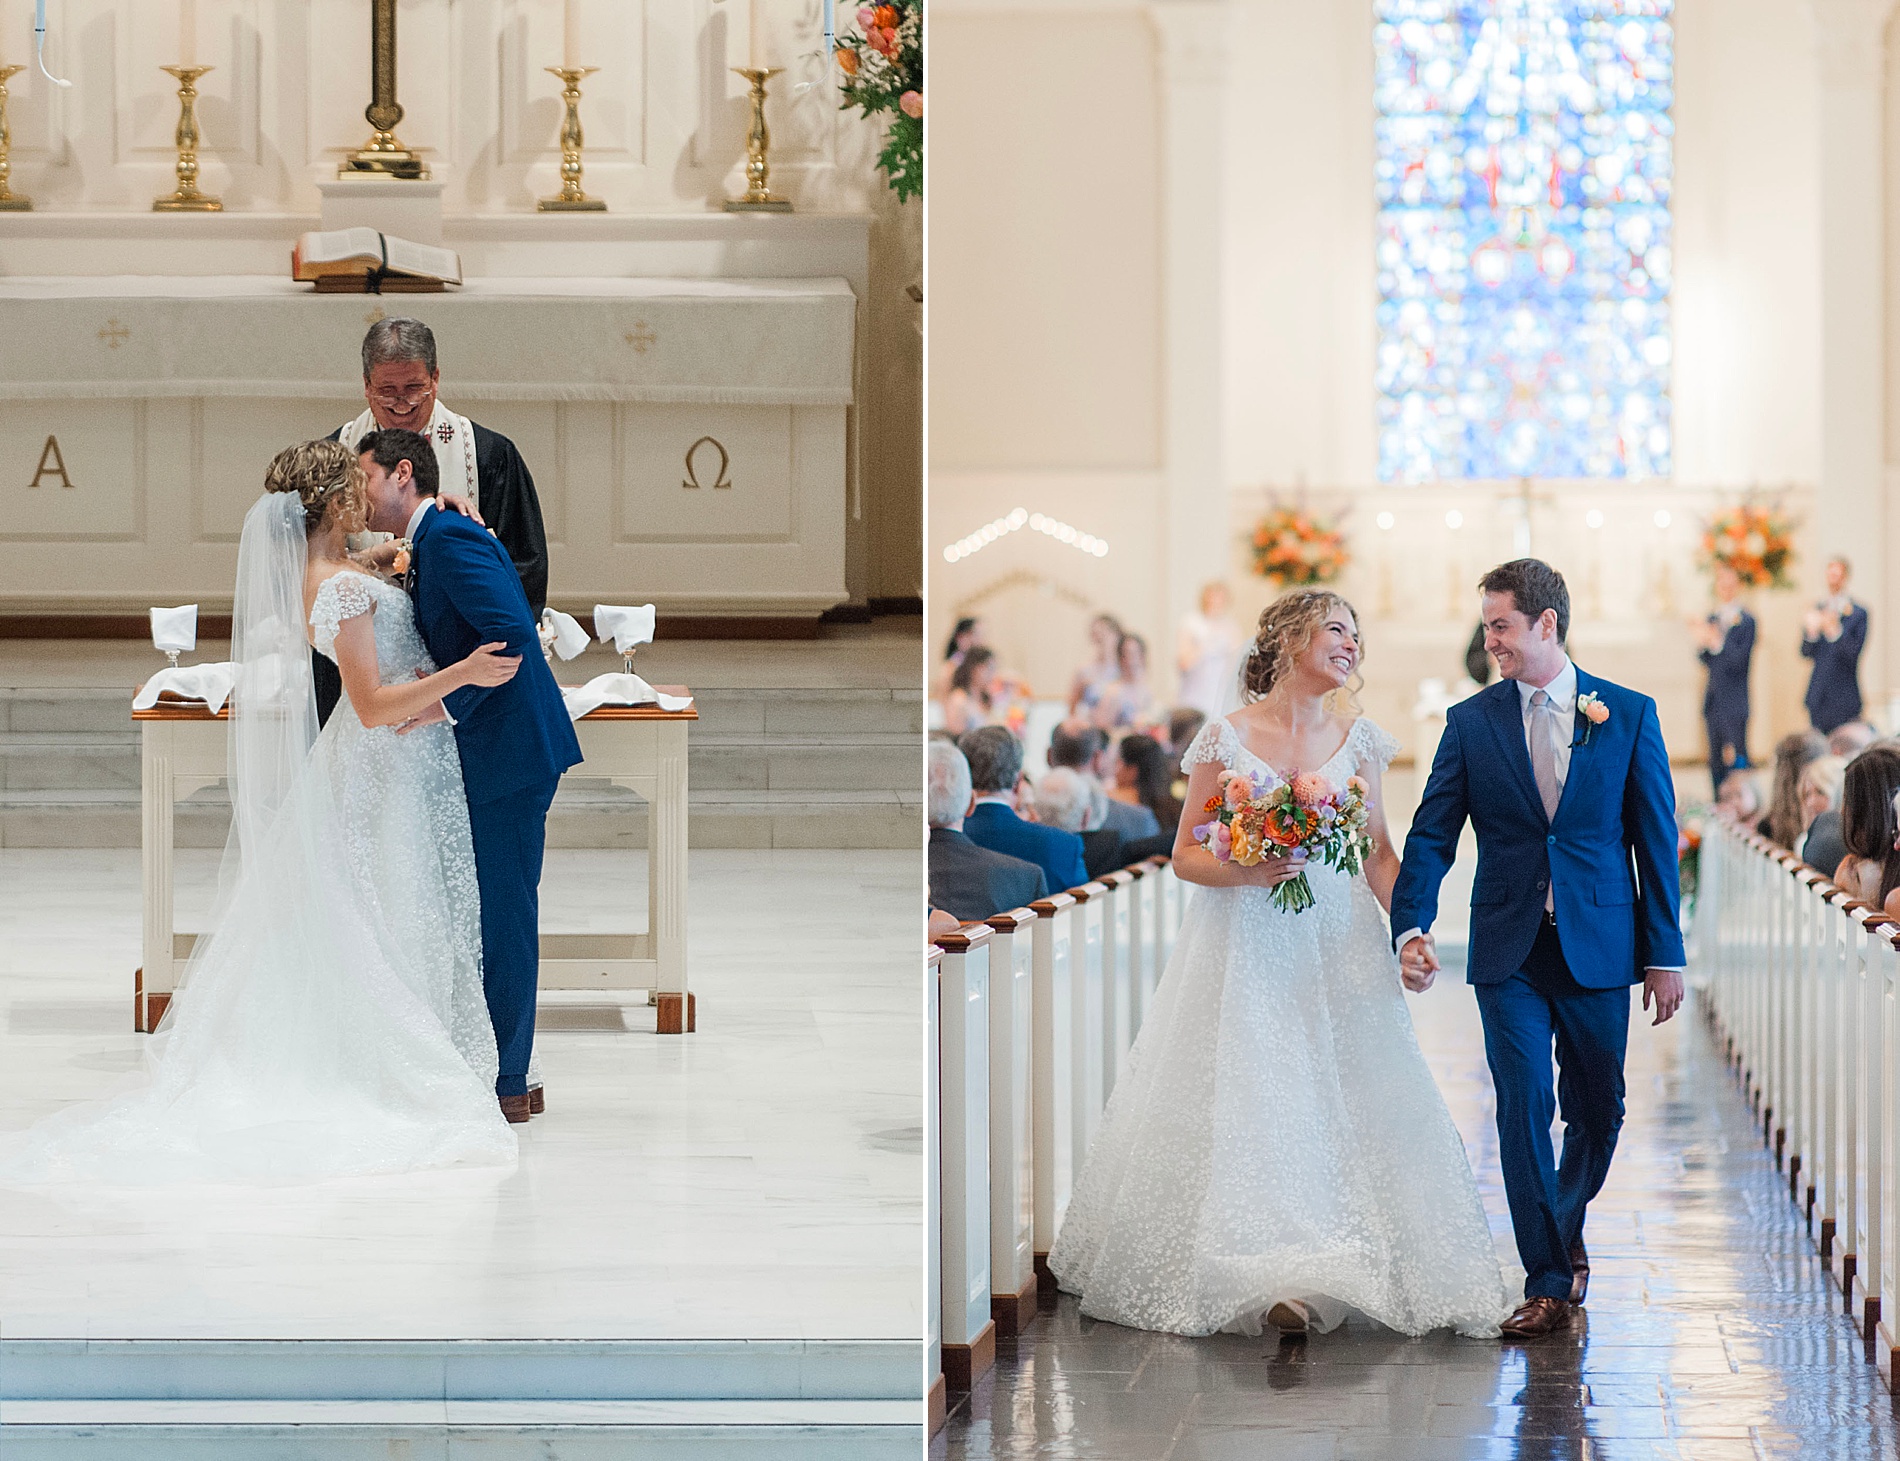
[29, 435, 76, 490]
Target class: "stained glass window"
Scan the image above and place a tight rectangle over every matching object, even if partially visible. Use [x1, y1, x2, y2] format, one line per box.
[1374, 1, 1673, 482]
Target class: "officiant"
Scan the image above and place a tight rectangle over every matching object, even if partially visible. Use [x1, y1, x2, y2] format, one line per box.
[313, 317, 552, 726]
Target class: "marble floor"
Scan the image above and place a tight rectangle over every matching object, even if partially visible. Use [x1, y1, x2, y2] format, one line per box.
[936, 968, 1900, 1460]
[0, 847, 923, 1342]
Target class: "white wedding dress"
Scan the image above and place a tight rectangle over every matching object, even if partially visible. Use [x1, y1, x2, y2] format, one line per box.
[0, 497, 514, 1185]
[1048, 715, 1510, 1337]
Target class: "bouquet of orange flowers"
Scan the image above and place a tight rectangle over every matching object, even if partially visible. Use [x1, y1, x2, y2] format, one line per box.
[1192, 767, 1374, 914]
[1249, 506, 1348, 588]
[1700, 504, 1796, 590]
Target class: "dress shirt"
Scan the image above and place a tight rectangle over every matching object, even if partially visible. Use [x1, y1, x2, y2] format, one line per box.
[1397, 657, 1679, 973]
[405, 499, 434, 542]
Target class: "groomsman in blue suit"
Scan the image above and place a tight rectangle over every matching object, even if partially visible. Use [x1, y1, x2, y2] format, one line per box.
[1695, 564, 1755, 795]
[1802, 556, 1870, 735]
[1392, 560, 1684, 1340]
[958, 726, 1089, 897]
[359, 428, 584, 1125]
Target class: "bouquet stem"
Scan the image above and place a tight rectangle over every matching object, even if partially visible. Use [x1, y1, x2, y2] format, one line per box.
[1269, 871, 1316, 915]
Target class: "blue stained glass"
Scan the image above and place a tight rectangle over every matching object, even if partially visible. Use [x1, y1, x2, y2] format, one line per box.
[1374, 0, 1673, 482]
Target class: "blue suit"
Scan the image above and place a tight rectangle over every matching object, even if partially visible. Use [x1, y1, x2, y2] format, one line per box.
[1698, 609, 1754, 795]
[964, 802, 1089, 897]
[1802, 602, 1868, 734]
[1391, 669, 1683, 1301]
[409, 506, 583, 1098]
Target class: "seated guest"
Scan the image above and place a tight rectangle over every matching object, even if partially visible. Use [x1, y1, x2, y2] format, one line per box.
[1115, 732, 1182, 835]
[1716, 770, 1763, 827]
[960, 726, 1090, 895]
[927, 741, 1046, 922]
[1034, 767, 1123, 881]
[1797, 754, 1848, 877]
[1830, 720, 1879, 760]
[1760, 730, 1826, 846]
[1048, 720, 1161, 842]
[1836, 745, 1900, 908]
[1166, 706, 1205, 810]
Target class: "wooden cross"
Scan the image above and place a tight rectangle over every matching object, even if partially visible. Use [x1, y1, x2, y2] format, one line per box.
[625, 321, 658, 355]
[97, 319, 130, 349]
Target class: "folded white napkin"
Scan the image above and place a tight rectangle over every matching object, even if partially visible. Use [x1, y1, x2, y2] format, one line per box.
[149, 604, 198, 655]
[133, 662, 236, 714]
[560, 673, 694, 721]
[540, 607, 591, 662]
[593, 603, 656, 657]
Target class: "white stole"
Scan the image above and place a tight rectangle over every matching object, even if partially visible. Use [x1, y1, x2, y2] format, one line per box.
[338, 399, 480, 509]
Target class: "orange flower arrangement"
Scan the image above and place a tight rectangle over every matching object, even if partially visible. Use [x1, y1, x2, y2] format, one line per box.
[1700, 504, 1796, 590]
[1249, 506, 1349, 588]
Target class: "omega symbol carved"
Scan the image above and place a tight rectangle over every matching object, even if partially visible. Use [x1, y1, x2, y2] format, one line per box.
[682, 436, 732, 491]
[28, 435, 76, 490]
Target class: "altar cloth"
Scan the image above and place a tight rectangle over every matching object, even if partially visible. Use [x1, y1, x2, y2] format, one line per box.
[0, 276, 856, 405]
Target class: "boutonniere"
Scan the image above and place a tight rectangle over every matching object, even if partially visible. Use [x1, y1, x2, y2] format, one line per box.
[1574, 691, 1610, 747]
[389, 537, 414, 577]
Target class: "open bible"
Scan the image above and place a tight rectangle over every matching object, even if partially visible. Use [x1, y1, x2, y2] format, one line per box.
[291, 229, 463, 293]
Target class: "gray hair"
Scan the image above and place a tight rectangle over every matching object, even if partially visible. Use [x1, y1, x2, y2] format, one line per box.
[927, 741, 974, 829]
[362, 317, 438, 379]
[958, 725, 1024, 795]
[1032, 767, 1093, 834]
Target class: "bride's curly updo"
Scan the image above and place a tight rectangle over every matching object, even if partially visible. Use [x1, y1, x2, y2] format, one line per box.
[263, 439, 366, 533]
[1242, 589, 1363, 702]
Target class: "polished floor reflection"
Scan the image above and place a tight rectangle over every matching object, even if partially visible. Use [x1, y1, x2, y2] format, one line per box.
[938, 967, 1900, 1460]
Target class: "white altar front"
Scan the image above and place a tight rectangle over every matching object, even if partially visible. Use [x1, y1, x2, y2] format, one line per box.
[0, 273, 855, 621]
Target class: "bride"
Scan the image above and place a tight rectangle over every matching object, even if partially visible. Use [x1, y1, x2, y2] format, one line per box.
[1048, 590, 1510, 1338]
[1, 440, 520, 1185]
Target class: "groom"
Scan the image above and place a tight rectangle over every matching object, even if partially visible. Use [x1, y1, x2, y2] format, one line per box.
[359, 427, 583, 1125]
[1391, 559, 1684, 1339]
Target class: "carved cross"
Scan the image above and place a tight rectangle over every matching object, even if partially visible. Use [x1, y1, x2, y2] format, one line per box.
[625, 321, 658, 355]
[97, 319, 131, 349]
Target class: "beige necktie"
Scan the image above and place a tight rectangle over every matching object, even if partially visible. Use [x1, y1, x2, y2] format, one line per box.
[1530, 689, 1562, 821]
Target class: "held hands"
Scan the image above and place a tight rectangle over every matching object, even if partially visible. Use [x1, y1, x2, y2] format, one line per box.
[461, 642, 522, 689]
[1399, 933, 1440, 993]
[1643, 967, 1684, 1026]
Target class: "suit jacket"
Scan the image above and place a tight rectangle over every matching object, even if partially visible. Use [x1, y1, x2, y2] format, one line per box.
[1100, 797, 1161, 842]
[965, 801, 1089, 897]
[1698, 609, 1755, 725]
[409, 504, 582, 806]
[1803, 603, 1869, 734]
[1801, 809, 1848, 884]
[1390, 670, 1685, 988]
[929, 828, 1048, 923]
[1080, 827, 1126, 881]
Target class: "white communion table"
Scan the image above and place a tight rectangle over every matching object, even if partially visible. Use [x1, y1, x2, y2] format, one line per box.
[0, 275, 855, 623]
[133, 691, 699, 1037]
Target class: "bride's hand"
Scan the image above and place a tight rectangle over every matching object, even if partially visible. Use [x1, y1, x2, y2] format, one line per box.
[1247, 849, 1308, 887]
[460, 641, 522, 688]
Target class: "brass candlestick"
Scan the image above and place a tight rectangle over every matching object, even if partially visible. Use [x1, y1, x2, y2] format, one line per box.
[0, 65, 28, 211]
[154, 66, 222, 212]
[340, 0, 428, 179]
[723, 67, 792, 212]
[538, 66, 606, 211]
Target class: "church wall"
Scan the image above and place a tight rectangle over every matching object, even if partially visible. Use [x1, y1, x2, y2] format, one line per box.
[0, 0, 920, 609]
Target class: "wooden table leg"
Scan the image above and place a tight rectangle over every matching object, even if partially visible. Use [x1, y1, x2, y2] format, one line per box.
[137, 723, 174, 1033]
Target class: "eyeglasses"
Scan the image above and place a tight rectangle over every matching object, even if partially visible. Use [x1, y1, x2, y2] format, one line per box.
[369, 387, 434, 409]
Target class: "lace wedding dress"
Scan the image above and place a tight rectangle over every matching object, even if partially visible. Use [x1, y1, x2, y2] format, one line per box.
[0, 498, 513, 1185]
[1047, 715, 1510, 1337]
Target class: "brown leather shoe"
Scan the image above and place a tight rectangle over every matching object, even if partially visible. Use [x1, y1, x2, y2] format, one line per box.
[1568, 1242, 1589, 1305]
[1500, 1296, 1572, 1340]
[499, 1093, 532, 1124]
[528, 1086, 545, 1116]
[1266, 1300, 1310, 1337]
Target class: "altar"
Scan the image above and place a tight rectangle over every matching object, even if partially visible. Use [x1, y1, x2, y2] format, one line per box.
[0, 273, 855, 624]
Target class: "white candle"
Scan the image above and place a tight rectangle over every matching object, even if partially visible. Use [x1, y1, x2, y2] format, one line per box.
[563, 0, 579, 70]
[748, 0, 758, 69]
[179, 0, 196, 66]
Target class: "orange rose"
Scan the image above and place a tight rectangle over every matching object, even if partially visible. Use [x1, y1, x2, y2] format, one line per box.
[837, 47, 860, 74]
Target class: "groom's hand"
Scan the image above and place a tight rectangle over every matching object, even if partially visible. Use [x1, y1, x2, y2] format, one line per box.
[1400, 934, 1439, 993]
[1643, 967, 1685, 1025]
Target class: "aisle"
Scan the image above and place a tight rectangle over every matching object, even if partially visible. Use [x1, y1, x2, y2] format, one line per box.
[937, 964, 1900, 1460]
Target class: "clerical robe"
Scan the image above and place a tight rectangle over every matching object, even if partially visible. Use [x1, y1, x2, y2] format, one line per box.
[314, 417, 550, 727]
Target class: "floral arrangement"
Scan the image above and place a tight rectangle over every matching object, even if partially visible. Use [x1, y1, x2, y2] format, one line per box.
[1574, 690, 1609, 746]
[836, 4, 922, 202]
[1193, 767, 1373, 914]
[1248, 506, 1349, 588]
[1700, 503, 1797, 590]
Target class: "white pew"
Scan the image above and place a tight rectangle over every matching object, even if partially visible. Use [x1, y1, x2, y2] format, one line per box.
[934, 924, 996, 1392]
[1098, 868, 1136, 1097]
[1029, 891, 1078, 1278]
[983, 906, 1039, 1338]
[1067, 881, 1108, 1151]
[1126, 862, 1158, 1038]
[926, 946, 946, 1436]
